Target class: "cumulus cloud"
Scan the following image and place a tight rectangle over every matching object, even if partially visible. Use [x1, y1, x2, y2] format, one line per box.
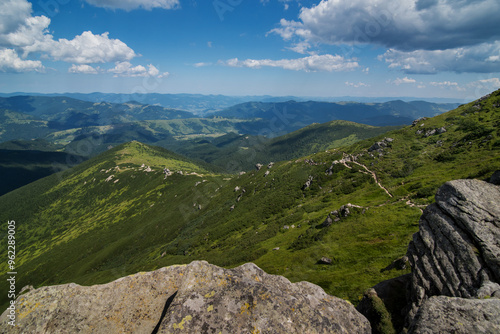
[193, 62, 212, 68]
[269, 0, 500, 74]
[286, 41, 312, 54]
[429, 81, 458, 87]
[468, 77, 500, 90]
[0, 0, 32, 35]
[69, 64, 100, 74]
[271, 0, 500, 51]
[224, 54, 359, 72]
[345, 81, 370, 88]
[0, 48, 44, 72]
[390, 77, 416, 85]
[0, 0, 167, 77]
[109, 61, 169, 78]
[84, 0, 180, 11]
[24, 31, 137, 64]
[379, 41, 500, 74]
[0, 0, 137, 65]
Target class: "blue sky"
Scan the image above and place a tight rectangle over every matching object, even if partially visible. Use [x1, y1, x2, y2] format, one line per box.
[0, 0, 499, 100]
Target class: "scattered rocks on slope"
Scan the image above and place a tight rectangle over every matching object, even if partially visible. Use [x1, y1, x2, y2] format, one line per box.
[317, 257, 333, 265]
[405, 178, 500, 324]
[302, 176, 313, 190]
[368, 138, 394, 153]
[1, 261, 371, 334]
[320, 215, 334, 228]
[411, 117, 427, 127]
[255, 163, 263, 170]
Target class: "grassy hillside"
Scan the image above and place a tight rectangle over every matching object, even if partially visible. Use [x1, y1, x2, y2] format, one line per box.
[170, 120, 401, 172]
[0, 90, 498, 313]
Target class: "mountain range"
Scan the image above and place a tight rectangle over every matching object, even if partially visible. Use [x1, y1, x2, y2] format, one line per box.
[0, 92, 464, 116]
[0, 89, 497, 318]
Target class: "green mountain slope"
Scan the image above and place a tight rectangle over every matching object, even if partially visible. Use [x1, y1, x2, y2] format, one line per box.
[170, 120, 401, 172]
[0, 90, 498, 313]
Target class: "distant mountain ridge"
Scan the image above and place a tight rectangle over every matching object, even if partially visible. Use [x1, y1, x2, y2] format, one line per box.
[0, 95, 195, 129]
[212, 100, 461, 128]
[0, 92, 464, 116]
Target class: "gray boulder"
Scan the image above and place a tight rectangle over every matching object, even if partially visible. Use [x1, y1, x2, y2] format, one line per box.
[408, 296, 500, 334]
[406, 178, 500, 323]
[2, 261, 370, 334]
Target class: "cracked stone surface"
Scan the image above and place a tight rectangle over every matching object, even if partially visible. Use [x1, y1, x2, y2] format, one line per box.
[408, 296, 500, 334]
[1, 261, 370, 333]
[406, 179, 500, 324]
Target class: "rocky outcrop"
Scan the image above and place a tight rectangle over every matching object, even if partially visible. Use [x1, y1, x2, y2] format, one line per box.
[2, 261, 371, 333]
[408, 296, 500, 334]
[406, 178, 500, 325]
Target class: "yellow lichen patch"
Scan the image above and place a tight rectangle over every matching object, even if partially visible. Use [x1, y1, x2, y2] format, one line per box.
[240, 302, 251, 315]
[204, 290, 216, 298]
[240, 301, 257, 316]
[17, 301, 42, 320]
[207, 305, 214, 312]
[173, 315, 192, 330]
[251, 327, 261, 334]
[259, 292, 270, 301]
[254, 276, 260, 282]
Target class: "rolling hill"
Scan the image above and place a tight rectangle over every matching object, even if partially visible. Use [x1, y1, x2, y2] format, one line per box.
[169, 120, 401, 172]
[0, 89, 498, 313]
[0, 96, 196, 142]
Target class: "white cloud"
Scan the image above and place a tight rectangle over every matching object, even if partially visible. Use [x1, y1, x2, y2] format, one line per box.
[271, 0, 500, 51]
[0, 1, 138, 67]
[0, 48, 44, 72]
[0, 0, 32, 35]
[193, 62, 212, 68]
[430, 81, 458, 87]
[468, 78, 500, 90]
[0, 15, 51, 49]
[108, 61, 169, 78]
[269, 0, 500, 74]
[84, 0, 180, 11]
[345, 81, 370, 88]
[69, 64, 100, 74]
[429, 81, 465, 91]
[286, 41, 312, 54]
[224, 54, 358, 72]
[23, 31, 137, 64]
[390, 77, 416, 85]
[379, 41, 500, 74]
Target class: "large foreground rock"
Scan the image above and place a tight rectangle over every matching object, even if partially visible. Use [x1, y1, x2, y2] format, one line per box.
[1, 261, 370, 333]
[406, 178, 500, 323]
[408, 296, 500, 334]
